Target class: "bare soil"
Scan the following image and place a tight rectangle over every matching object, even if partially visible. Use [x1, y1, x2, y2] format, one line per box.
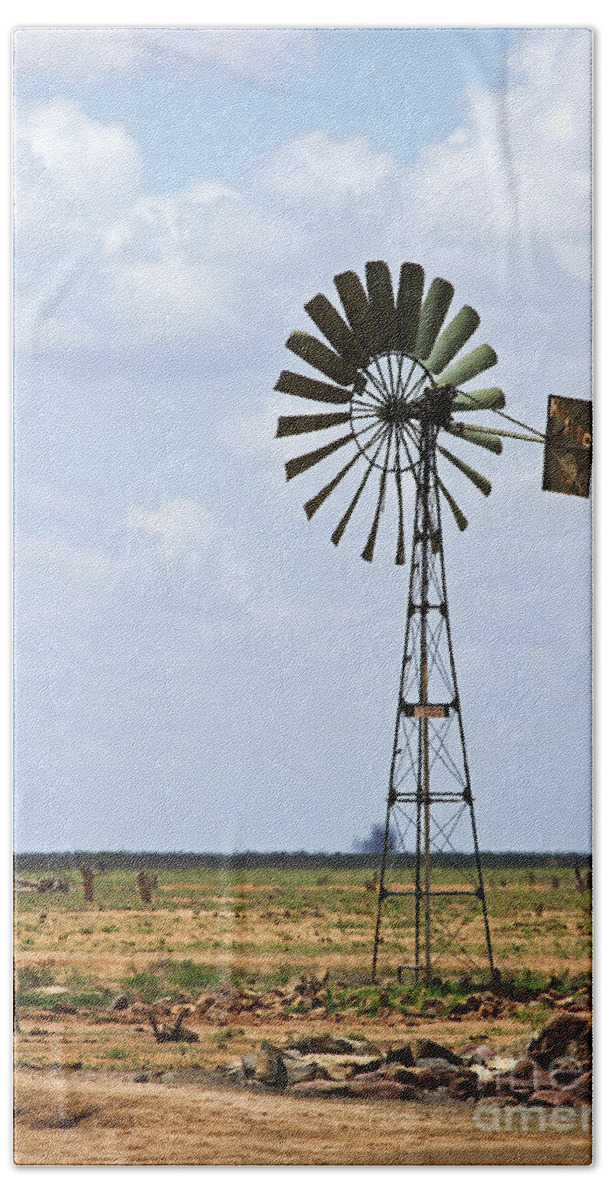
[14, 1069, 591, 1166]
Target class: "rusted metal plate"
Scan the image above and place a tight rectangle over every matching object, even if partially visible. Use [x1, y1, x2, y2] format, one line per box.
[404, 703, 448, 718]
[543, 395, 592, 497]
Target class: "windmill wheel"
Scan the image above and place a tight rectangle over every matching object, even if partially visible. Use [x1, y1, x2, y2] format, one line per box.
[275, 261, 506, 563]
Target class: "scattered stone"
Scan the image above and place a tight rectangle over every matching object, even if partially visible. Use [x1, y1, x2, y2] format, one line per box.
[386, 1042, 414, 1067]
[254, 1041, 288, 1089]
[411, 1038, 463, 1066]
[447, 1071, 479, 1100]
[291, 1080, 350, 1097]
[111, 995, 129, 1011]
[529, 1089, 573, 1107]
[415, 1056, 460, 1073]
[133, 1073, 149, 1083]
[286, 1034, 371, 1056]
[528, 1013, 591, 1067]
[241, 1052, 259, 1076]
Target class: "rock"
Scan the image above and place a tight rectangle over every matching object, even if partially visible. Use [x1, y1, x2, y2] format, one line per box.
[468, 1064, 494, 1085]
[286, 1034, 375, 1056]
[224, 1059, 246, 1080]
[291, 1080, 350, 1097]
[411, 1039, 462, 1066]
[528, 1013, 591, 1067]
[111, 995, 129, 1011]
[241, 1052, 258, 1076]
[285, 1059, 322, 1086]
[289, 1053, 382, 1081]
[415, 1056, 460, 1072]
[566, 1071, 592, 1103]
[529, 1088, 573, 1107]
[386, 1042, 414, 1067]
[416, 1067, 456, 1090]
[460, 1043, 494, 1064]
[254, 1041, 287, 1089]
[381, 1063, 418, 1084]
[349, 1079, 405, 1101]
[447, 1071, 479, 1100]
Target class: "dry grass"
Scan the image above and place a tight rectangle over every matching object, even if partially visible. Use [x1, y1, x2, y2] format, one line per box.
[14, 1069, 591, 1166]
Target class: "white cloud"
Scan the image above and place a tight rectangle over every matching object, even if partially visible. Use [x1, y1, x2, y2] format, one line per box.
[14, 27, 316, 85]
[125, 498, 214, 562]
[13, 30, 591, 371]
[395, 29, 591, 281]
[259, 131, 395, 204]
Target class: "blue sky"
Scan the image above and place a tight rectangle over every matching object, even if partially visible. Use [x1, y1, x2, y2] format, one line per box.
[13, 27, 592, 852]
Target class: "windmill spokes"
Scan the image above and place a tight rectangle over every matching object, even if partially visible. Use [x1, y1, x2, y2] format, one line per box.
[275, 259, 507, 555]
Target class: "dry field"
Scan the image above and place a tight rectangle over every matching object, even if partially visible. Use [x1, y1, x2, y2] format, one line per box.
[14, 863, 592, 1165]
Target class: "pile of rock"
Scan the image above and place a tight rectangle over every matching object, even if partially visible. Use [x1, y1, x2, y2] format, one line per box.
[221, 1015, 591, 1108]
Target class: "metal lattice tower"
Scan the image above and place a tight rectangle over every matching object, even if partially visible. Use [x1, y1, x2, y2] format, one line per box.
[371, 389, 495, 982]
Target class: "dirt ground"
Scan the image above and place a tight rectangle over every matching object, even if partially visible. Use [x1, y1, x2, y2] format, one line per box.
[14, 865, 592, 1166]
[14, 1068, 591, 1166]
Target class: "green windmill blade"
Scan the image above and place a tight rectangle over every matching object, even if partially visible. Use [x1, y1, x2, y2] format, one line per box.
[331, 442, 387, 546]
[447, 424, 503, 455]
[435, 343, 498, 388]
[361, 435, 393, 562]
[396, 262, 425, 355]
[365, 260, 398, 352]
[452, 387, 506, 412]
[424, 306, 480, 376]
[276, 412, 351, 438]
[304, 294, 369, 368]
[415, 277, 455, 360]
[274, 370, 354, 406]
[285, 431, 359, 481]
[286, 331, 364, 389]
[437, 477, 469, 532]
[437, 443, 493, 495]
[334, 270, 383, 355]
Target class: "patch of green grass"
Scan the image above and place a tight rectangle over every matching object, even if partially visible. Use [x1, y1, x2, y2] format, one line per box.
[121, 971, 163, 1000]
[106, 1047, 128, 1060]
[166, 960, 220, 993]
[18, 964, 55, 989]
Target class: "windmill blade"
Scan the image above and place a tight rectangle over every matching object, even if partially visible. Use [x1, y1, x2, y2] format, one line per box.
[394, 457, 406, 566]
[437, 443, 492, 496]
[396, 262, 425, 355]
[276, 412, 351, 438]
[334, 270, 382, 354]
[452, 387, 505, 412]
[285, 431, 362, 481]
[448, 424, 503, 455]
[415, 277, 455, 361]
[286, 331, 362, 389]
[274, 370, 353, 406]
[361, 436, 392, 562]
[365, 260, 398, 352]
[304, 294, 369, 367]
[303, 427, 384, 520]
[330, 438, 387, 546]
[437, 477, 468, 532]
[434, 343, 497, 388]
[424, 306, 480, 376]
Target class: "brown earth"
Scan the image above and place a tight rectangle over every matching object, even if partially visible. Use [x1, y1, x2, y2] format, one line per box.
[14, 1069, 591, 1166]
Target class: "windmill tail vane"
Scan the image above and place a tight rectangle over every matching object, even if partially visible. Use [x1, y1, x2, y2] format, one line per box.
[272, 259, 587, 984]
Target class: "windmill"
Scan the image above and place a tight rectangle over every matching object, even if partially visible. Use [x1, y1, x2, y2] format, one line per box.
[273, 260, 588, 985]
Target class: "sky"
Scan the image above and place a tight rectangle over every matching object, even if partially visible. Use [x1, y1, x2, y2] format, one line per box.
[13, 26, 592, 853]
